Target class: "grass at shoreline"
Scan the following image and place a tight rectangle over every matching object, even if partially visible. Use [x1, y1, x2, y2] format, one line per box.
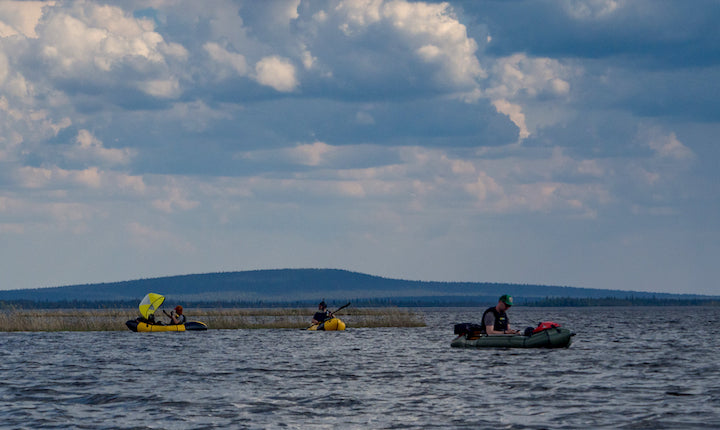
[0, 307, 426, 332]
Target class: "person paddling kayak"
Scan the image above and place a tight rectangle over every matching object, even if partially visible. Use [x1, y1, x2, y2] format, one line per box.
[164, 305, 186, 325]
[481, 294, 520, 335]
[312, 300, 332, 325]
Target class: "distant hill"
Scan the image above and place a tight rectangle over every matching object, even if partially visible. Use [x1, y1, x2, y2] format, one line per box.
[0, 268, 714, 307]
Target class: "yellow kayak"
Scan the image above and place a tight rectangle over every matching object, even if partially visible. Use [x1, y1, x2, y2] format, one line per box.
[126, 320, 208, 332]
[307, 317, 346, 331]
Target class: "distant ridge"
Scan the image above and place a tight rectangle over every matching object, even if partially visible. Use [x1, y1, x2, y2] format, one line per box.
[0, 268, 714, 305]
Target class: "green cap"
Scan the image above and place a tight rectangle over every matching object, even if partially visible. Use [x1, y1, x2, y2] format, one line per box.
[500, 294, 513, 306]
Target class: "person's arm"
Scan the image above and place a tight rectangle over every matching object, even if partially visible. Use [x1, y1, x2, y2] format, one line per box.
[166, 310, 180, 324]
[483, 312, 519, 335]
[485, 325, 519, 334]
[484, 325, 505, 335]
[483, 312, 503, 335]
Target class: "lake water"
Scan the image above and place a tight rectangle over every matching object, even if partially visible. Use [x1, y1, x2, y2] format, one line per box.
[1, 307, 719, 429]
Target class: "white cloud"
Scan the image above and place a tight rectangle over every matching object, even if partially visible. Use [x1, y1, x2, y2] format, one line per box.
[70, 129, 135, 166]
[291, 141, 334, 166]
[563, 0, 623, 20]
[152, 186, 199, 213]
[383, 1, 485, 86]
[204, 42, 249, 77]
[269, 0, 301, 24]
[465, 171, 502, 202]
[492, 99, 529, 140]
[355, 111, 375, 124]
[488, 54, 571, 100]
[336, 0, 385, 32]
[0, 1, 49, 38]
[485, 53, 574, 139]
[136, 78, 181, 98]
[126, 221, 195, 253]
[14, 164, 145, 196]
[301, 46, 316, 70]
[37, 2, 188, 90]
[0, 51, 8, 85]
[15, 166, 101, 189]
[335, 0, 485, 89]
[254, 56, 298, 92]
[647, 131, 694, 161]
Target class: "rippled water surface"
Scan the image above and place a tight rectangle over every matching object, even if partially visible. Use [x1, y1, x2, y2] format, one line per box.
[1, 307, 719, 429]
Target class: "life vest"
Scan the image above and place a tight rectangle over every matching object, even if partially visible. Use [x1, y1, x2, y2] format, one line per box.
[313, 311, 330, 323]
[481, 306, 508, 334]
[533, 321, 561, 333]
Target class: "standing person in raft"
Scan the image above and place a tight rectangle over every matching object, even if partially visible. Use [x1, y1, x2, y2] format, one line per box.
[312, 300, 332, 325]
[482, 294, 520, 335]
[164, 305, 186, 325]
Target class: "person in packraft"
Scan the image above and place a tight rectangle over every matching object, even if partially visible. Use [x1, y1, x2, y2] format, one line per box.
[481, 294, 520, 335]
[311, 300, 332, 325]
[164, 305, 186, 325]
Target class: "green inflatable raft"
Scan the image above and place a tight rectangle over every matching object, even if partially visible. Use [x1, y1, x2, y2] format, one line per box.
[451, 321, 574, 348]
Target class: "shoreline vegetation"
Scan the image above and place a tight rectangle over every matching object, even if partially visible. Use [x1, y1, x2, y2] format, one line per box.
[0, 307, 426, 332]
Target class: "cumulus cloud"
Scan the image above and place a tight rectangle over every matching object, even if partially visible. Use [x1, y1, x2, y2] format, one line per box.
[291, 141, 335, 166]
[68, 129, 135, 166]
[152, 186, 199, 213]
[204, 42, 249, 78]
[0, 1, 48, 38]
[492, 99, 529, 140]
[563, 0, 623, 20]
[383, 1, 485, 86]
[465, 171, 502, 202]
[135, 78, 181, 99]
[332, 0, 485, 92]
[254, 56, 298, 92]
[127, 221, 195, 253]
[483, 53, 574, 139]
[36, 2, 188, 97]
[646, 131, 695, 161]
[14, 165, 145, 193]
[0, 0, 716, 294]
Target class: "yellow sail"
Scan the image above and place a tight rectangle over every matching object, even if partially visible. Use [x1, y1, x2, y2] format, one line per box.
[139, 293, 165, 319]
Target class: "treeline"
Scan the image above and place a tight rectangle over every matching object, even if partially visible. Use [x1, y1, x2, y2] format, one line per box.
[524, 296, 720, 307]
[0, 299, 328, 310]
[2, 295, 719, 310]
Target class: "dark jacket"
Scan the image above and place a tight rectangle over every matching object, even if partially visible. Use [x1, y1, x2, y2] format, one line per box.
[481, 306, 509, 334]
[313, 311, 330, 323]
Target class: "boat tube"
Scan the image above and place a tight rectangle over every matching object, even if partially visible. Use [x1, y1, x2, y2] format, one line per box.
[451, 321, 574, 348]
[126, 319, 208, 332]
[307, 317, 346, 331]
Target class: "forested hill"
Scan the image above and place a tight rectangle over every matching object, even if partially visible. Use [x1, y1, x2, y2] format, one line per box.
[0, 268, 713, 306]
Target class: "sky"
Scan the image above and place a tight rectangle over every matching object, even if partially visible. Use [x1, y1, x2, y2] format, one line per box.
[0, 0, 719, 295]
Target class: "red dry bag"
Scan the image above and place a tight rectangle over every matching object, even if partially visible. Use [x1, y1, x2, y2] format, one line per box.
[533, 321, 561, 333]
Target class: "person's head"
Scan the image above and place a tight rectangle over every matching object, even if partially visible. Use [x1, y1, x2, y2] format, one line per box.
[498, 294, 513, 311]
[174, 305, 183, 315]
[318, 300, 327, 310]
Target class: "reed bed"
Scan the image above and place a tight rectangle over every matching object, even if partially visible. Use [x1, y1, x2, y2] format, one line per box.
[0, 307, 425, 332]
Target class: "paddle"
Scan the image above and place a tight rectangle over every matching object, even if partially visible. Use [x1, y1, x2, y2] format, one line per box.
[330, 302, 351, 316]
